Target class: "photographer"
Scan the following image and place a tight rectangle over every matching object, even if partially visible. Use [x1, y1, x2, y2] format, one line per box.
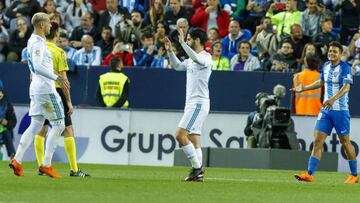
[103, 39, 134, 67]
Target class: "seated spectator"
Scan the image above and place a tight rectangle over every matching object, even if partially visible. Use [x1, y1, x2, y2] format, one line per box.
[282, 24, 311, 60]
[211, 40, 230, 71]
[69, 12, 101, 49]
[0, 80, 17, 159]
[168, 18, 189, 59]
[312, 18, 337, 61]
[133, 32, 157, 67]
[97, 0, 130, 37]
[144, 0, 165, 28]
[57, 31, 77, 70]
[42, 0, 58, 15]
[73, 35, 102, 66]
[250, 16, 277, 62]
[191, 0, 230, 38]
[269, 40, 297, 72]
[230, 40, 261, 71]
[88, 0, 106, 15]
[116, 9, 146, 50]
[5, 0, 41, 30]
[154, 20, 168, 46]
[96, 25, 114, 61]
[293, 53, 322, 115]
[0, 14, 9, 62]
[150, 43, 169, 68]
[103, 39, 134, 66]
[6, 17, 31, 62]
[49, 12, 67, 34]
[336, 0, 360, 45]
[266, 0, 302, 37]
[96, 56, 130, 108]
[164, 0, 193, 32]
[205, 27, 219, 53]
[301, 0, 332, 37]
[221, 19, 252, 60]
[64, 0, 93, 33]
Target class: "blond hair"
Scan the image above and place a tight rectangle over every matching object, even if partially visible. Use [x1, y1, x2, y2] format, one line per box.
[31, 12, 49, 27]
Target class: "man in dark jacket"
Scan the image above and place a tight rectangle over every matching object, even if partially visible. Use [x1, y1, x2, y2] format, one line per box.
[0, 80, 17, 158]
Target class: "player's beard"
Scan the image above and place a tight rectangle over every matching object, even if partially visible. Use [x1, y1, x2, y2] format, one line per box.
[189, 41, 195, 50]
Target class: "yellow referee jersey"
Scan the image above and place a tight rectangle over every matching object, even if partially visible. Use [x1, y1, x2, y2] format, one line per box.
[46, 41, 69, 88]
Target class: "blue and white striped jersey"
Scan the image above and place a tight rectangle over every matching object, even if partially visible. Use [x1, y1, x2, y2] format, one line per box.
[321, 61, 353, 110]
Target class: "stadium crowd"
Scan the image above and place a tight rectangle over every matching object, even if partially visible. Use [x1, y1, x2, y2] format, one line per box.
[0, 0, 360, 112]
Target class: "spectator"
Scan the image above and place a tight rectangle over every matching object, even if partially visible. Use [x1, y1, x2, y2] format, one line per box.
[205, 27, 219, 53]
[154, 20, 168, 47]
[42, 0, 58, 15]
[118, 0, 148, 14]
[150, 43, 169, 68]
[298, 43, 318, 71]
[168, 18, 189, 60]
[266, 0, 303, 37]
[211, 40, 230, 71]
[98, 0, 131, 37]
[269, 40, 297, 72]
[0, 80, 17, 159]
[6, 17, 31, 62]
[69, 12, 101, 49]
[222, 0, 246, 19]
[96, 25, 114, 61]
[57, 31, 77, 70]
[96, 56, 130, 108]
[230, 40, 261, 71]
[116, 9, 146, 50]
[222, 19, 252, 60]
[312, 18, 337, 61]
[144, 0, 165, 28]
[64, 0, 93, 33]
[103, 39, 134, 66]
[301, 0, 332, 37]
[250, 16, 278, 61]
[243, 0, 270, 34]
[164, 0, 193, 32]
[49, 12, 66, 34]
[348, 31, 360, 58]
[293, 53, 322, 115]
[282, 24, 311, 60]
[88, 0, 107, 14]
[336, 0, 360, 45]
[5, 0, 41, 30]
[191, 0, 230, 38]
[0, 14, 8, 62]
[134, 32, 157, 67]
[73, 35, 102, 66]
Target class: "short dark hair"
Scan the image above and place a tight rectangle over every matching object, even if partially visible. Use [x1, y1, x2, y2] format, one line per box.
[102, 25, 112, 32]
[188, 27, 207, 46]
[141, 31, 153, 40]
[110, 56, 122, 71]
[46, 21, 59, 40]
[281, 39, 293, 49]
[237, 40, 252, 50]
[260, 16, 271, 24]
[305, 53, 319, 71]
[321, 17, 332, 24]
[329, 41, 343, 53]
[132, 9, 144, 18]
[59, 31, 68, 39]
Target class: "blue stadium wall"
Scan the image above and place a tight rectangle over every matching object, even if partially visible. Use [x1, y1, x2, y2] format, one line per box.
[1, 63, 360, 115]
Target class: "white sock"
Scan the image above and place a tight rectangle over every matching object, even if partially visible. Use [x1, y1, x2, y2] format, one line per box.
[195, 148, 202, 166]
[182, 143, 201, 169]
[42, 120, 65, 167]
[14, 117, 44, 163]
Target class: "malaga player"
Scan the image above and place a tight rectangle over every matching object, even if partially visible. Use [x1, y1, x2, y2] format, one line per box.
[164, 28, 212, 181]
[33, 21, 90, 177]
[293, 41, 358, 184]
[9, 12, 69, 178]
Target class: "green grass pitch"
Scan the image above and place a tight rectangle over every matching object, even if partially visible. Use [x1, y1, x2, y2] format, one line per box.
[0, 161, 359, 203]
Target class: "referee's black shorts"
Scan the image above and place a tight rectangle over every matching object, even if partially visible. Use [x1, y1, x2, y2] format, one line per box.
[44, 88, 72, 127]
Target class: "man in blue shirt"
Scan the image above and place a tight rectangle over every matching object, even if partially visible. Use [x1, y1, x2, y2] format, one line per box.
[293, 41, 358, 184]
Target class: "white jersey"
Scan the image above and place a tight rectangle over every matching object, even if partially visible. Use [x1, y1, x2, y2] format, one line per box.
[182, 51, 212, 104]
[27, 34, 56, 95]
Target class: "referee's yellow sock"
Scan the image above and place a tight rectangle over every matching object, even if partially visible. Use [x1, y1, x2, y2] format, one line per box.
[64, 136, 78, 172]
[34, 135, 45, 167]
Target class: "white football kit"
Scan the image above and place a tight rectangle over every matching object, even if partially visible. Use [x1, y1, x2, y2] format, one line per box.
[169, 42, 212, 134]
[27, 34, 64, 120]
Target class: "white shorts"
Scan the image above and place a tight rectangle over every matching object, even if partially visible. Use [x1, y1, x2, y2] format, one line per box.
[178, 103, 209, 135]
[29, 93, 65, 121]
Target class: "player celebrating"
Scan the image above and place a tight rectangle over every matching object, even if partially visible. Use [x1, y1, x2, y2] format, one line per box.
[9, 12, 69, 178]
[164, 28, 212, 182]
[33, 21, 90, 177]
[293, 41, 358, 184]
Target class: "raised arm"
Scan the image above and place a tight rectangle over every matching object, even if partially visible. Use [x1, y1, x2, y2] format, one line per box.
[164, 37, 187, 71]
[178, 28, 206, 66]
